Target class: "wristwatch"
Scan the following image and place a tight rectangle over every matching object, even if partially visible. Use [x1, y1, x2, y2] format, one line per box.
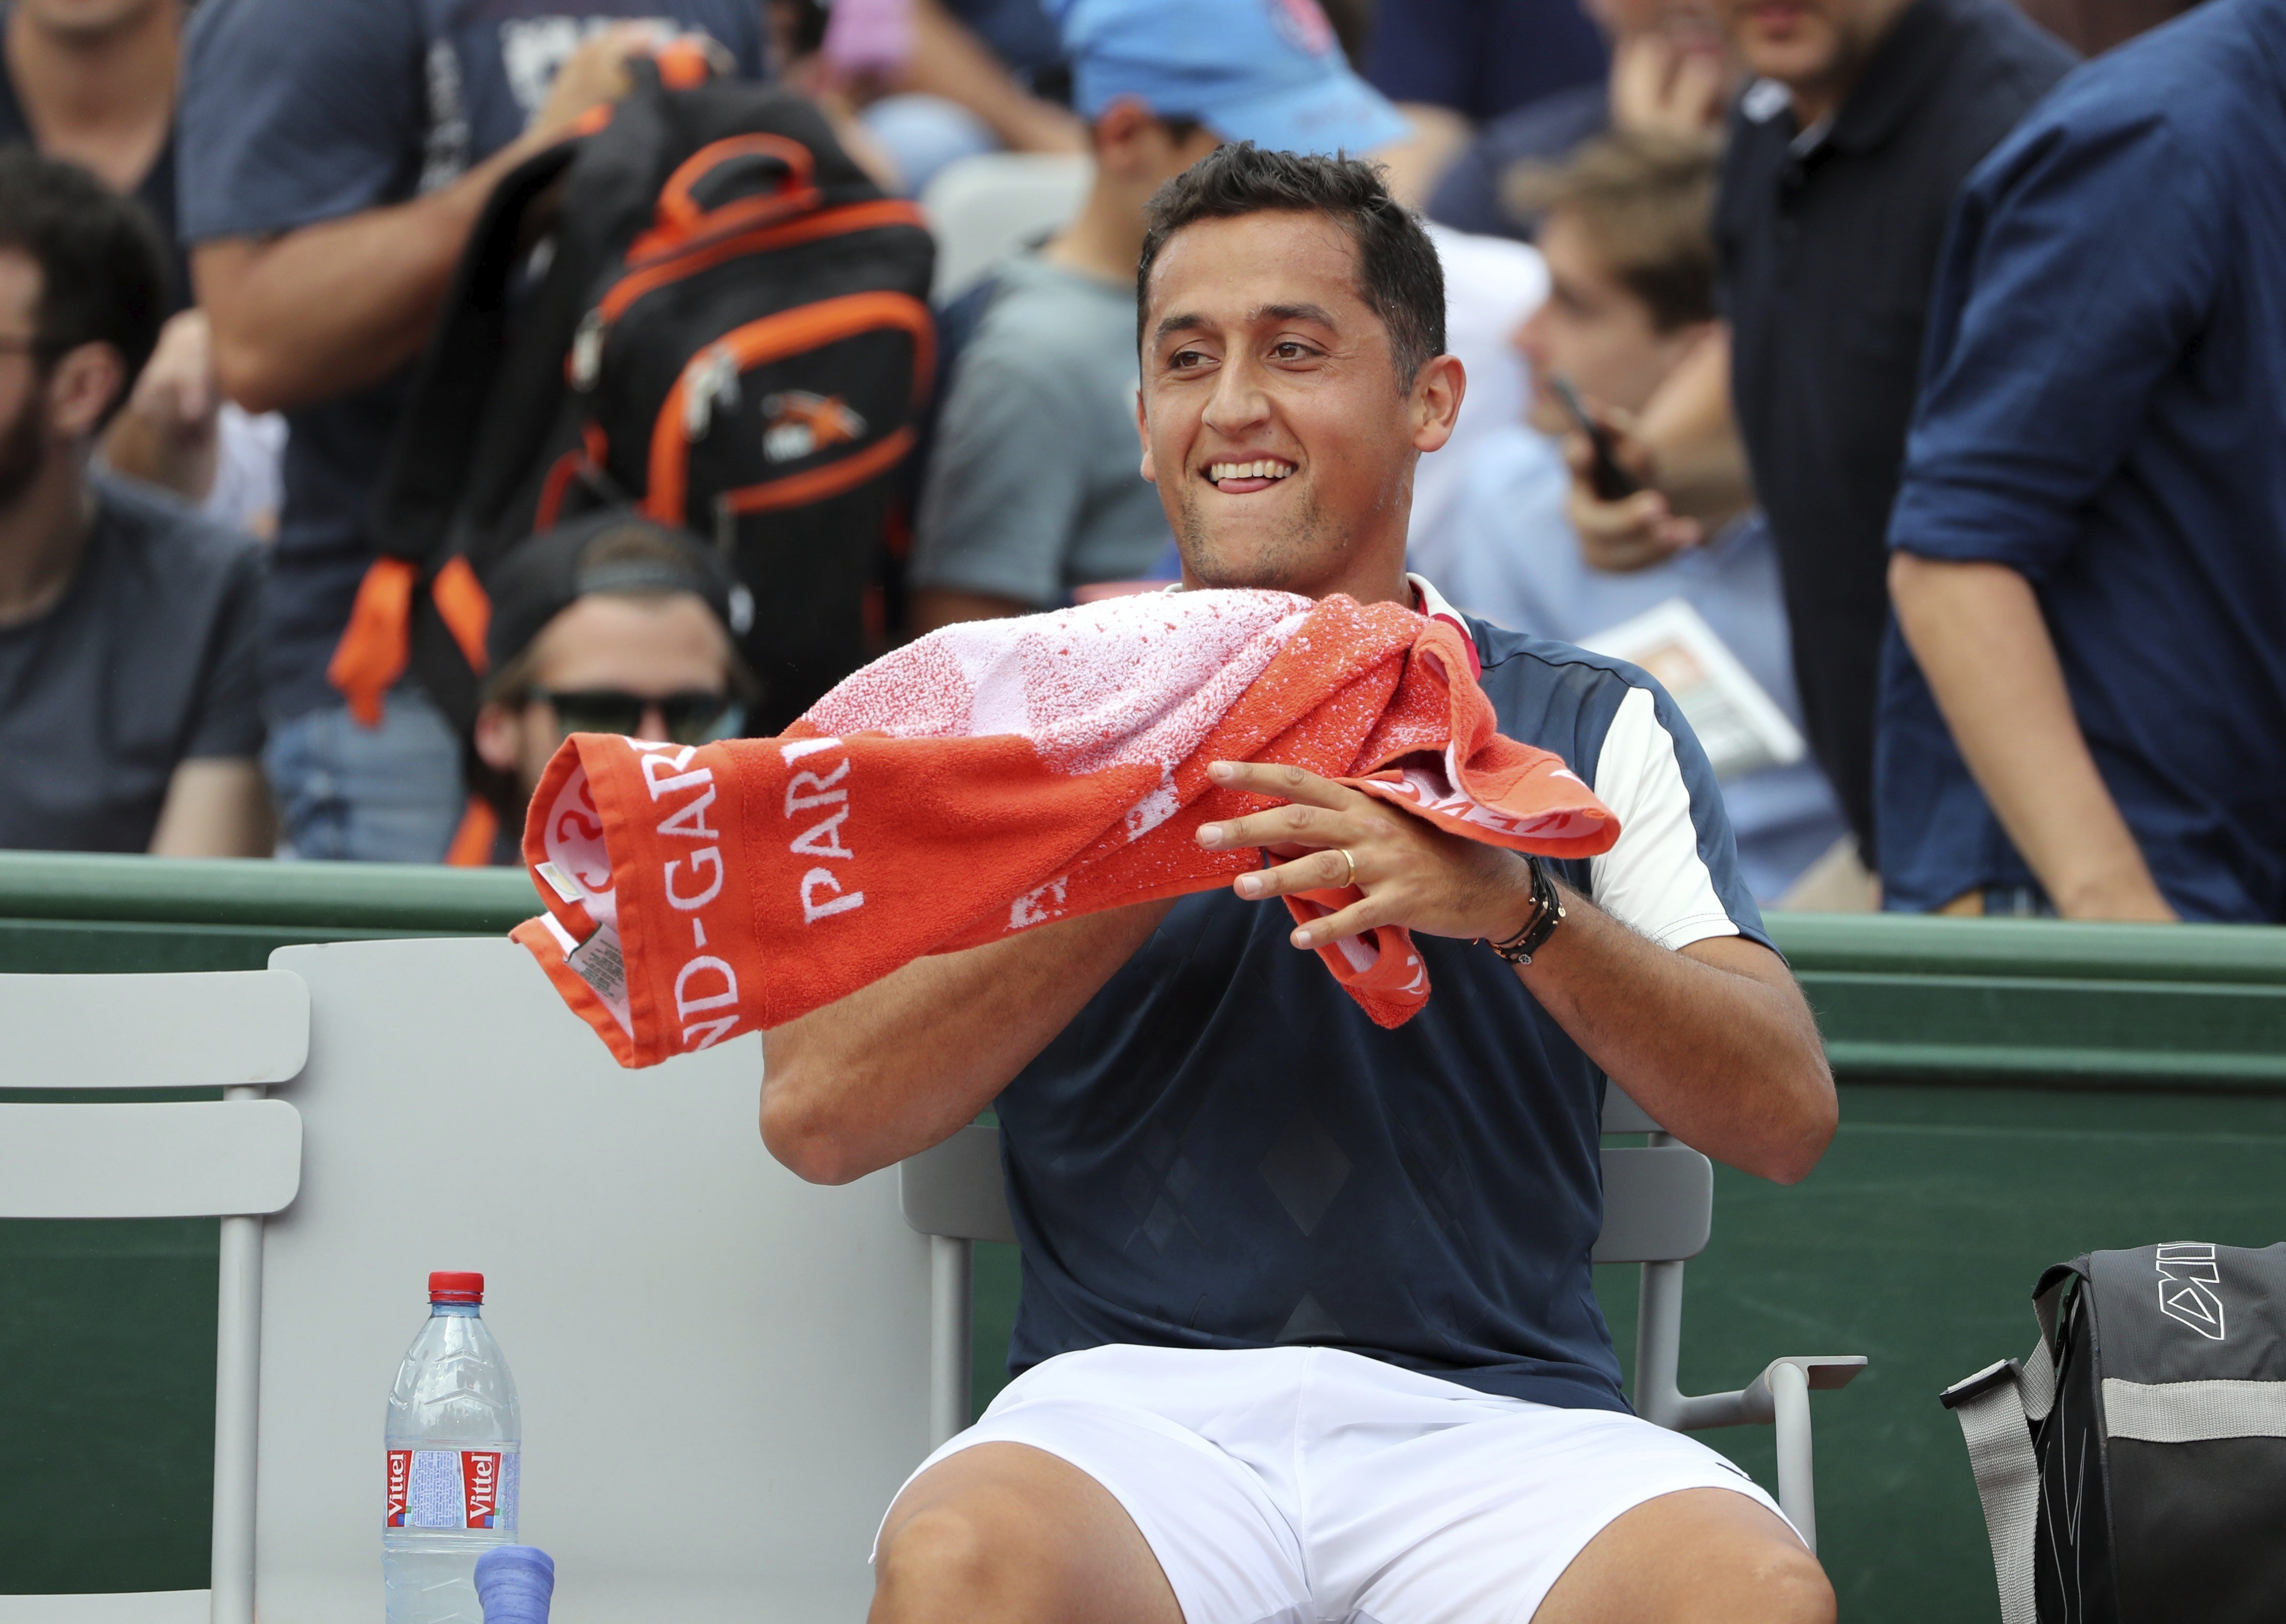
[1484, 854, 1564, 966]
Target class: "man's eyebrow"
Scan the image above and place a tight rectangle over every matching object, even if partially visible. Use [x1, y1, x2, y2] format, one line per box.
[1150, 302, 1344, 349]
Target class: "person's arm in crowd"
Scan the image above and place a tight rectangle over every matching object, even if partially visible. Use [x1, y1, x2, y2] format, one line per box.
[761, 899, 1175, 1183]
[1885, 113, 2219, 920]
[1889, 555, 2173, 919]
[891, 0, 1083, 156]
[102, 310, 219, 503]
[148, 758, 273, 857]
[193, 25, 657, 415]
[1563, 328, 1751, 570]
[1377, 103, 1475, 209]
[1197, 760, 1833, 1183]
[910, 586, 1029, 632]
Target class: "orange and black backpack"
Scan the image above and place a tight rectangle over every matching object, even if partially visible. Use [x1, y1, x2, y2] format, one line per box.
[337, 50, 935, 742]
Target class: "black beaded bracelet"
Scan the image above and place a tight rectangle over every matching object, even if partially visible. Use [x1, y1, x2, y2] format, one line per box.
[1484, 854, 1564, 966]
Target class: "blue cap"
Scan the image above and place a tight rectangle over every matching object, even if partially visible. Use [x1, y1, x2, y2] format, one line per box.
[473, 1545, 555, 1624]
[1049, 0, 1409, 158]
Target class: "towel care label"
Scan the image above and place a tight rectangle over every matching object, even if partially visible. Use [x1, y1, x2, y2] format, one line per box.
[384, 1447, 520, 1530]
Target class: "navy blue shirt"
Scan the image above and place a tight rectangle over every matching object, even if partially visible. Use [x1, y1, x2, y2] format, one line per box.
[176, 0, 765, 723]
[997, 603, 1771, 1410]
[1880, 0, 2286, 921]
[1425, 82, 1610, 241]
[1364, 0, 1608, 124]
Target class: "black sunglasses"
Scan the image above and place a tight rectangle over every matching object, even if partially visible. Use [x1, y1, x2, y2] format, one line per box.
[532, 688, 743, 746]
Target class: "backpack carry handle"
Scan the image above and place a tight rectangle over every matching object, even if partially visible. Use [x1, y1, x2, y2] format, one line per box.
[635, 135, 822, 260]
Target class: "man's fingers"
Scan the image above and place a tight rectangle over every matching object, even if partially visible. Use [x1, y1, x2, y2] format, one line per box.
[1204, 759, 1354, 808]
[1232, 846, 1359, 900]
[1196, 801, 1353, 852]
[1289, 896, 1382, 951]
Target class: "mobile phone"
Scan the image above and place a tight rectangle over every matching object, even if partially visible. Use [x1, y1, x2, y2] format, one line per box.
[1547, 374, 1642, 502]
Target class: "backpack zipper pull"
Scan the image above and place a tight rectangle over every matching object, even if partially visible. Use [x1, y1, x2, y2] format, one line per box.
[569, 311, 605, 392]
[683, 344, 741, 440]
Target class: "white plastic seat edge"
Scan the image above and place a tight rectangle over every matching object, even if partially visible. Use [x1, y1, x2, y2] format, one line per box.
[0, 970, 308, 1090]
[0, 1099, 302, 1218]
[0, 1590, 211, 1622]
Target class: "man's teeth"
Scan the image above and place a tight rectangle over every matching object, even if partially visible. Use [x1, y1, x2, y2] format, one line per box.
[1210, 460, 1294, 481]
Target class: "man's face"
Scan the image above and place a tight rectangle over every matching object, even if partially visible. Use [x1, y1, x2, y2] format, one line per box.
[0, 252, 53, 512]
[1713, 0, 1901, 97]
[481, 591, 735, 801]
[17, 0, 167, 41]
[1137, 210, 1448, 598]
[1516, 211, 1706, 431]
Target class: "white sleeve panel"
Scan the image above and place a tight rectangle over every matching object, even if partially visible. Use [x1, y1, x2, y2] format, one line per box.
[1587, 685, 1742, 950]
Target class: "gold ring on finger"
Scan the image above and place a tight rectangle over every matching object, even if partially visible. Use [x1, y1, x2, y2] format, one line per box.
[1335, 847, 1358, 888]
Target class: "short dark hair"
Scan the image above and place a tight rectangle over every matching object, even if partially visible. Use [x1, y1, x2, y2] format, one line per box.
[1504, 133, 1720, 333]
[0, 148, 169, 418]
[1136, 142, 1446, 389]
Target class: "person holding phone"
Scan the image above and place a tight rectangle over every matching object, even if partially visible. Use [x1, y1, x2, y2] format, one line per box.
[1432, 132, 1846, 902]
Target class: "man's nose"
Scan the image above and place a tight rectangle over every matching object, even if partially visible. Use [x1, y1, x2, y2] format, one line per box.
[639, 703, 671, 741]
[1201, 353, 1271, 434]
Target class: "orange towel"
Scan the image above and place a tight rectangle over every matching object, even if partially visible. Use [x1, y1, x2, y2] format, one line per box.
[511, 590, 1620, 1068]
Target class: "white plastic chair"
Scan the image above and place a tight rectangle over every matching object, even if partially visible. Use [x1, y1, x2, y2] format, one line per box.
[0, 970, 309, 1624]
[919, 152, 1090, 301]
[901, 1087, 1865, 1551]
[252, 937, 930, 1624]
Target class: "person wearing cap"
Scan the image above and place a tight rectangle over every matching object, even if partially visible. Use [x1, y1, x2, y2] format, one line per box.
[455, 511, 754, 865]
[907, 0, 1405, 635]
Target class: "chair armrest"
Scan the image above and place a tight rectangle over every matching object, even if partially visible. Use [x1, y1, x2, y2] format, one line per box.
[1737, 1356, 1867, 1425]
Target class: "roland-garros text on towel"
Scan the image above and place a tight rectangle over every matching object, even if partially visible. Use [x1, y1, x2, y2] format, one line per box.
[511, 590, 1621, 1068]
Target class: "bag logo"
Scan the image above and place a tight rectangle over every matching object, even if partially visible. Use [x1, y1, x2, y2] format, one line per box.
[2155, 1243, 2226, 1340]
[761, 392, 864, 462]
[462, 1450, 504, 1528]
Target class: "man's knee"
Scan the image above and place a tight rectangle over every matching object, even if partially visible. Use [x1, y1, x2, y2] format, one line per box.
[1755, 1539, 1836, 1624]
[874, 1501, 1011, 1620]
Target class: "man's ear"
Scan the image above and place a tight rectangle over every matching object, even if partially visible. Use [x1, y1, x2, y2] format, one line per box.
[472, 701, 525, 774]
[1135, 385, 1157, 485]
[1091, 95, 1157, 174]
[1409, 353, 1467, 455]
[44, 342, 126, 441]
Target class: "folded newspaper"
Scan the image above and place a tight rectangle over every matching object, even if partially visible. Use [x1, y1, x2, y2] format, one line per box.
[1577, 598, 1804, 781]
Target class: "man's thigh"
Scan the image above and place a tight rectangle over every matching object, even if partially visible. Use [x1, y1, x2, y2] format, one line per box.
[1533, 1487, 1834, 1624]
[870, 1443, 1180, 1624]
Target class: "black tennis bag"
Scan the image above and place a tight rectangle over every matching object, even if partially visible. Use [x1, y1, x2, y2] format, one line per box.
[1941, 1243, 2286, 1622]
[353, 52, 935, 737]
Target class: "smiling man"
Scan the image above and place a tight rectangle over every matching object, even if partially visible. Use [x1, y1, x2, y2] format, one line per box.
[763, 142, 1838, 1624]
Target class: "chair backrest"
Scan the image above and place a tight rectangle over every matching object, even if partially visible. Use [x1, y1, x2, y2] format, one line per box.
[899, 1087, 1712, 1264]
[920, 152, 1089, 300]
[255, 938, 931, 1624]
[0, 969, 309, 1624]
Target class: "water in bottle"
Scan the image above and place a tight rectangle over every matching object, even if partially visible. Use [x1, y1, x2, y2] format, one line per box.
[384, 1271, 521, 1623]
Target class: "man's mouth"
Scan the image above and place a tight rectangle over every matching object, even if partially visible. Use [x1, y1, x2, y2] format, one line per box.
[1203, 458, 1297, 494]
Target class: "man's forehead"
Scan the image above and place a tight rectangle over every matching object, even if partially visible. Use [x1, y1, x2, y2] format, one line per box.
[1143, 210, 1369, 333]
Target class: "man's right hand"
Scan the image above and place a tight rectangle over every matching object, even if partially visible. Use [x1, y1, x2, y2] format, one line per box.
[1562, 405, 1703, 572]
[528, 23, 677, 144]
[1608, 33, 1728, 140]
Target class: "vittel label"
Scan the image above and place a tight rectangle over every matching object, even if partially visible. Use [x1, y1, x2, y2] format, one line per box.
[385, 1448, 519, 1530]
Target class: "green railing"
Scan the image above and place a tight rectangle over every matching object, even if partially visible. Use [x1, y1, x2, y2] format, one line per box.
[4, 851, 2285, 1619]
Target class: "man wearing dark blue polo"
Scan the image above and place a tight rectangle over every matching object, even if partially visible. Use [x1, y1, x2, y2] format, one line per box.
[1880, 0, 2286, 923]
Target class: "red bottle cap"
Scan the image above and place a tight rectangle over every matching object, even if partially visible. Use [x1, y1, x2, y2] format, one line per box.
[428, 1271, 484, 1304]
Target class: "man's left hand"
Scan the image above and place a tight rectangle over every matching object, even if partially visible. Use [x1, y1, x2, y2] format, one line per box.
[1195, 760, 1541, 951]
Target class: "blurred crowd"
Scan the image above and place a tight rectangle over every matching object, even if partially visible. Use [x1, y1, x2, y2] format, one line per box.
[0, 0, 2277, 923]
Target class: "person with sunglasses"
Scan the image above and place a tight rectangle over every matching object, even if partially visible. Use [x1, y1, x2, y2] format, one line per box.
[458, 509, 757, 864]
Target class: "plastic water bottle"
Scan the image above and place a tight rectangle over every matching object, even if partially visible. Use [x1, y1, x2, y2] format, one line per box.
[384, 1271, 522, 1623]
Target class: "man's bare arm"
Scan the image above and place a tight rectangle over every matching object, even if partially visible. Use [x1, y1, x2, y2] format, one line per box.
[760, 899, 1174, 1184]
[195, 27, 654, 414]
[1889, 552, 2174, 920]
[1200, 761, 1834, 1184]
[909, 587, 1030, 635]
[149, 758, 273, 857]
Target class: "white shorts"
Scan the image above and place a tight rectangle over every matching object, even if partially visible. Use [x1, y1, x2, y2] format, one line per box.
[880, 1343, 1789, 1624]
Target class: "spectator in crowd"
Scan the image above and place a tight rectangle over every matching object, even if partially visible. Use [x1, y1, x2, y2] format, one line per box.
[0, 151, 265, 856]
[772, 143, 1837, 1624]
[176, 1, 766, 864]
[1439, 133, 1845, 902]
[0, 0, 281, 533]
[1426, 0, 1736, 240]
[460, 510, 751, 865]
[1362, 0, 1611, 205]
[771, 0, 1084, 197]
[907, 0, 1404, 634]
[1881, 0, 2286, 922]
[1672, 0, 2073, 867]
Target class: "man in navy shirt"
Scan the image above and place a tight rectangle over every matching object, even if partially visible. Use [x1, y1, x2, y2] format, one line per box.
[176, 0, 764, 862]
[765, 145, 1838, 1623]
[1882, 0, 2286, 923]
